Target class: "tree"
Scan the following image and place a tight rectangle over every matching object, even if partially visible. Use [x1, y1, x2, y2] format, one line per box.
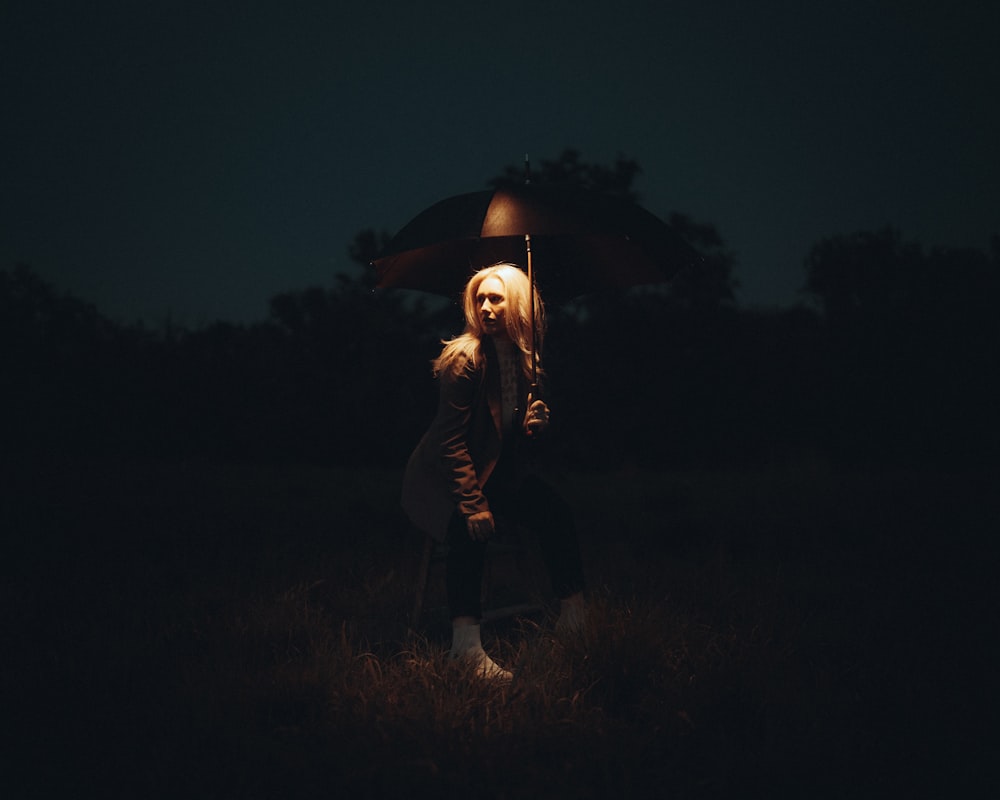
[664, 212, 736, 311]
[348, 228, 394, 274]
[490, 148, 642, 202]
[802, 226, 1000, 345]
[801, 227, 1000, 465]
[802, 227, 923, 326]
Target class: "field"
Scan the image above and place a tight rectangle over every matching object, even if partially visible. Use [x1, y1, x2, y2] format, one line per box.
[3, 456, 992, 798]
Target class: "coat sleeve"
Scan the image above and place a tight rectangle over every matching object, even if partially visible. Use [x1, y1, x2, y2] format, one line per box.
[434, 362, 490, 520]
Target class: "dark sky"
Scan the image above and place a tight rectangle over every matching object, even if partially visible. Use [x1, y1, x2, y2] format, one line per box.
[2, 1, 997, 326]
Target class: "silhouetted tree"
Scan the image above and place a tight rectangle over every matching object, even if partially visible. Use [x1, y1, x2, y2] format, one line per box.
[348, 228, 394, 281]
[801, 228, 1000, 466]
[803, 227, 924, 327]
[665, 212, 737, 311]
[803, 226, 1000, 342]
[265, 270, 443, 465]
[0, 263, 117, 355]
[490, 148, 642, 202]
[0, 264, 187, 458]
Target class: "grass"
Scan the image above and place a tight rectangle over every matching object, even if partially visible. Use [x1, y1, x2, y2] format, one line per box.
[3, 456, 992, 798]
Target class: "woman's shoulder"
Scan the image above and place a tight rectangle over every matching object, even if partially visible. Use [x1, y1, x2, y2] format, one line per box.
[435, 335, 484, 380]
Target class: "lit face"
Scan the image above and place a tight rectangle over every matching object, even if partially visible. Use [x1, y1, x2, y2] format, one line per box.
[476, 275, 508, 338]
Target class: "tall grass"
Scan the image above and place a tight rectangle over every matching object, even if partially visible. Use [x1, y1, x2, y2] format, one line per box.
[3, 457, 990, 797]
[136, 583, 819, 798]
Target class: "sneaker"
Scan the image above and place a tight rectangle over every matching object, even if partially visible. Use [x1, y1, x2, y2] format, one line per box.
[453, 645, 512, 681]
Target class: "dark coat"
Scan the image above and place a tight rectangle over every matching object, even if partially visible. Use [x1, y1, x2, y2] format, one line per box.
[401, 337, 530, 541]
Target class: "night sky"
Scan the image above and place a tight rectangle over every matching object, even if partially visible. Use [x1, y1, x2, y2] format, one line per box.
[3, 0, 997, 326]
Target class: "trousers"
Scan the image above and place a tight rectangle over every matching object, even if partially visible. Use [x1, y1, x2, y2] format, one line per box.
[445, 467, 585, 621]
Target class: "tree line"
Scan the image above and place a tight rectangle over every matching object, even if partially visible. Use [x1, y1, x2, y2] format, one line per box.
[4, 151, 997, 471]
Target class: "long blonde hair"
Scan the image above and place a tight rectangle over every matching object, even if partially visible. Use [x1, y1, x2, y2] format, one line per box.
[432, 263, 545, 380]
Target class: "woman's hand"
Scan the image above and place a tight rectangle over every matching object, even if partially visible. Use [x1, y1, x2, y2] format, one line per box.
[524, 395, 550, 436]
[466, 510, 495, 541]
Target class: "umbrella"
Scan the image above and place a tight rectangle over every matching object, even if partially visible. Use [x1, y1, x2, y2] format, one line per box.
[371, 183, 700, 303]
[371, 182, 701, 387]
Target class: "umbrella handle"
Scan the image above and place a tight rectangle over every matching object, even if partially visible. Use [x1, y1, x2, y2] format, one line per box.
[526, 233, 537, 387]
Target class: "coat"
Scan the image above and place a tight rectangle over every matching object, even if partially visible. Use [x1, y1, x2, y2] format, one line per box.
[401, 337, 530, 542]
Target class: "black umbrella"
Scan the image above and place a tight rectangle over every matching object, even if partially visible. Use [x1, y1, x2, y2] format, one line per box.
[371, 182, 700, 386]
[372, 183, 700, 302]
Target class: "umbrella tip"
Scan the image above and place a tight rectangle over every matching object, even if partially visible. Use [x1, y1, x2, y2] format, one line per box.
[524, 153, 531, 184]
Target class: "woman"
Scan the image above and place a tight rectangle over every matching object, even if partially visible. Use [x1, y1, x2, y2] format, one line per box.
[402, 263, 586, 680]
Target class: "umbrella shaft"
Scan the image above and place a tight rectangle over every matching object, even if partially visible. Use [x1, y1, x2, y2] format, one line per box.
[526, 234, 537, 387]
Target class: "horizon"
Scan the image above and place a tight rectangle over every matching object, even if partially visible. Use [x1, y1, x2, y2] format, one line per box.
[3, 1, 997, 327]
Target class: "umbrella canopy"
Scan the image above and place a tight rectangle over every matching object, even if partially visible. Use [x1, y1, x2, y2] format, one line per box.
[371, 184, 700, 302]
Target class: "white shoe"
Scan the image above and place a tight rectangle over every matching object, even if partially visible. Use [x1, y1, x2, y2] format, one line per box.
[454, 645, 512, 681]
[449, 622, 512, 681]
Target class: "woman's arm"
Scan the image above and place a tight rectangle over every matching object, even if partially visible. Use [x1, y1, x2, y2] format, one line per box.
[434, 364, 490, 523]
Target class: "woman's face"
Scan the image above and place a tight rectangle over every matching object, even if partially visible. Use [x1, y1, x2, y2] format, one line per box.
[476, 275, 508, 338]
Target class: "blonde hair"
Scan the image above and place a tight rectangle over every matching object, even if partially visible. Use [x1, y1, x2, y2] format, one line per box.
[432, 263, 545, 380]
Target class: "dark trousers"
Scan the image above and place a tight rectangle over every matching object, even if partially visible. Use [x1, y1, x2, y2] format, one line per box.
[445, 470, 585, 621]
